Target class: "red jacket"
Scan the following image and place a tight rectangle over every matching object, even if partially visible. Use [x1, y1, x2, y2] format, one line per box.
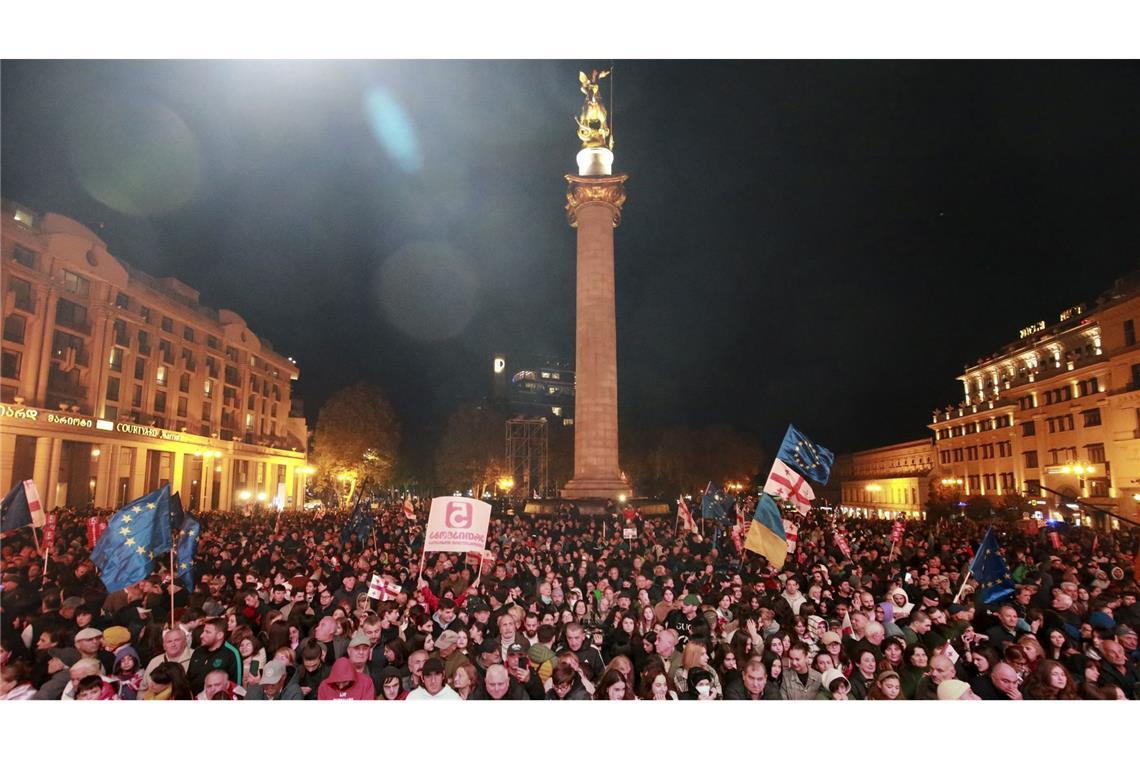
[317, 657, 375, 701]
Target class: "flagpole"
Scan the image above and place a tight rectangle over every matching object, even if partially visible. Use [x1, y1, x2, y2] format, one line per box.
[952, 568, 972, 605]
[29, 524, 41, 555]
[42, 542, 50, 588]
[170, 549, 176, 629]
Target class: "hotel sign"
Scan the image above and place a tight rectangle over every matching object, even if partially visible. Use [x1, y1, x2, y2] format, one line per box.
[1019, 320, 1046, 339]
[1059, 304, 1084, 322]
[0, 403, 182, 441]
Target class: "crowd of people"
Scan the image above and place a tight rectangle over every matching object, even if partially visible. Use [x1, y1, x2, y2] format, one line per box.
[1, 497, 1137, 702]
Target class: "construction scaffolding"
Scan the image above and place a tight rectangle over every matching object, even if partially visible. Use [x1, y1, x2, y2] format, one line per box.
[506, 418, 549, 498]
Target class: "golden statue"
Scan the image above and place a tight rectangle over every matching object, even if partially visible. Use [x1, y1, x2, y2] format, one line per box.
[575, 69, 612, 150]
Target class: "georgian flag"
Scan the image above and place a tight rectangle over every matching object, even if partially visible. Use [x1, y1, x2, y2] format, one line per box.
[403, 494, 415, 520]
[941, 641, 960, 664]
[677, 495, 697, 534]
[763, 459, 815, 516]
[783, 518, 798, 553]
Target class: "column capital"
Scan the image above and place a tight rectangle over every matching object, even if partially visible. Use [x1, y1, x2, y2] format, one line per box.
[565, 174, 628, 229]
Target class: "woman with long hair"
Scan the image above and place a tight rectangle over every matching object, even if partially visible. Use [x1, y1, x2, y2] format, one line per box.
[899, 643, 930, 700]
[637, 660, 678, 700]
[1023, 659, 1078, 700]
[595, 668, 635, 700]
[865, 669, 904, 701]
[449, 662, 479, 700]
[143, 662, 193, 700]
[673, 640, 721, 697]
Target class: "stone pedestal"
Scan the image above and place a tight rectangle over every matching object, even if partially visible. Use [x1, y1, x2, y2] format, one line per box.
[560, 172, 630, 501]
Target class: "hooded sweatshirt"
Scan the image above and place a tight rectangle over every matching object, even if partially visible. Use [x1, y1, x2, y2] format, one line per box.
[317, 657, 375, 701]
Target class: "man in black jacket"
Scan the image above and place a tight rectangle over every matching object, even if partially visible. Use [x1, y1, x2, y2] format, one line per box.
[724, 656, 780, 700]
[186, 618, 242, 693]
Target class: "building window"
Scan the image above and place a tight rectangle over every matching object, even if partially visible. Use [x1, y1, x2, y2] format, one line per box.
[183, 326, 195, 343]
[207, 335, 220, 350]
[177, 396, 188, 418]
[114, 292, 130, 309]
[104, 405, 118, 420]
[179, 373, 190, 393]
[1, 350, 20, 379]
[1082, 408, 1102, 427]
[966, 446, 978, 461]
[1025, 480, 1041, 496]
[997, 441, 1012, 457]
[1126, 319, 1136, 347]
[203, 379, 214, 399]
[113, 320, 129, 347]
[161, 316, 174, 333]
[108, 347, 124, 372]
[1086, 443, 1105, 464]
[180, 348, 196, 371]
[7, 277, 34, 312]
[245, 412, 254, 428]
[3, 314, 26, 344]
[11, 245, 37, 269]
[983, 473, 997, 490]
[982, 443, 994, 459]
[134, 357, 146, 380]
[61, 270, 90, 297]
[137, 330, 151, 356]
[158, 339, 173, 364]
[51, 330, 88, 366]
[225, 346, 239, 363]
[206, 356, 219, 378]
[1021, 421, 1035, 436]
[202, 400, 212, 421]
[940, 450, 950, 465]
[1024, 450, 1039, 469]
[132, 384, 143, 407]
[154, 391, 167, 413]
[968, 475, 980, 491]
[140, 306, 151, 323]
[106, 376, 120, 402]
[156, 366, 167, 387]
[1078, 377, 1101, 396]
[55, 299, 88, 331]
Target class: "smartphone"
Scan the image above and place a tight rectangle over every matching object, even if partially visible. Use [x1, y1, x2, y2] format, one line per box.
[249, 660, 260, 677]
[904, 572, 913, 583]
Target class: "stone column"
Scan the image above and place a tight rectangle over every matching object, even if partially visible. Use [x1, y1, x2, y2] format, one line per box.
[0, 432, 17, 493]
[45, 437, 63, 509]
[560, 171, 630, 501]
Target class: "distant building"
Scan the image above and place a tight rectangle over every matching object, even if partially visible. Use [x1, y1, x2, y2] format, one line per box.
[1, 199, 308, 512]
[837, 270, 1140, 529]
[491, 353, 575, 424]
[835, 439, 936, 519]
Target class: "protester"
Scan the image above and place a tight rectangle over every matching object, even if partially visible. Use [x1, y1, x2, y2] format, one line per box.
[2, 494, 1137, 705]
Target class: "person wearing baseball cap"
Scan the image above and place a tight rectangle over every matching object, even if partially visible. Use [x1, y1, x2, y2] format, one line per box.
[406, 657, 460, 700]
[244, 659, 300, 700]
[665, 594, 702, 645]
[435, 629, 471, 679]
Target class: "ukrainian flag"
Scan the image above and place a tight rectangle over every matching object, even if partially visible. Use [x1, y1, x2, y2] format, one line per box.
[744, 492, 789, 569]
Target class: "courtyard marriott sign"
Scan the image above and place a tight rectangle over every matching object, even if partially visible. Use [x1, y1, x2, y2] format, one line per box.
[0, 403, 183, 442]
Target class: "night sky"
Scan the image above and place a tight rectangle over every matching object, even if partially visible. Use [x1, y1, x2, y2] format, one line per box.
[4, 60, 1139, 473]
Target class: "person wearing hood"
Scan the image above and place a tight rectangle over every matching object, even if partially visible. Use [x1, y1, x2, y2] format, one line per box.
[887, 587, 915, 619]
[818, 668, 851, 700]
[317, 655, 375, 700]
[112, 645, 143, 700]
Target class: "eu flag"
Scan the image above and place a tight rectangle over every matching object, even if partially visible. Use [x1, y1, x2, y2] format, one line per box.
[700, 482, 735, 523]
[969, 528, 1016, 605]
[341, 498, 374, 543]
[174, 513, 200, 589]
[91, 484, 175, 593]
[777, 424, 835, 485]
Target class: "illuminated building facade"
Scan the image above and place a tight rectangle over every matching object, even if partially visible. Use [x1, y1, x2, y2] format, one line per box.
[1, 200, 309, 512]
[928, 271, 1140, 527]
[491, 353, 575, 423]
[834, 439, 935, 519]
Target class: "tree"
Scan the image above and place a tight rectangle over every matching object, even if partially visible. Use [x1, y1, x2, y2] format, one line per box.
[311, 383, 401, 502]
[434, 403, 507, 497]
[633, 425, 763, 498]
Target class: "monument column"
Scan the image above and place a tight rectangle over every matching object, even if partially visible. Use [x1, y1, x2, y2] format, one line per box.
[561, 171, 629, 500]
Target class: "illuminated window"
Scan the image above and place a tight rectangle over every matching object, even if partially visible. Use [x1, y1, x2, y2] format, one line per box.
[156, 366, 167, 386]
[108, 347, 123, 372]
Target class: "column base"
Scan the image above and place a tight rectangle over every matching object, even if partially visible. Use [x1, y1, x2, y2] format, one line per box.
[560, 477, 630, 501]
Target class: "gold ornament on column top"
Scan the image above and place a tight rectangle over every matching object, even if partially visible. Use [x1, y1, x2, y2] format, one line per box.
[565, 174, 628, 228]
[576, 69, 613, 149]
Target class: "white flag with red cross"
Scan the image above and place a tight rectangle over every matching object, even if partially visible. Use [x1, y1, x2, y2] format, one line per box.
[763, 460, 815, 516]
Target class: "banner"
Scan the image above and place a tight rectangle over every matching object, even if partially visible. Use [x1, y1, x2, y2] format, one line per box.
[890, 520, 904, 543]
[86, 517, 99, 549]
[368, 574, 402, 601]
[835, 533, 851, 558]
[424, 497, 492, 554]
[622, 527, 637, 539]
[42, 513, 58, 548]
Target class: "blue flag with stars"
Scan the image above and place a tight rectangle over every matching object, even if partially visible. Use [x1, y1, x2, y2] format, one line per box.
[700, 482, 736, 523]
[341, 496, 374, 544]
[969, 527, 1016, 605]
[91, 484, 175, 593]
[777, 424, 835, 485]
[175, 513, 200, 589]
